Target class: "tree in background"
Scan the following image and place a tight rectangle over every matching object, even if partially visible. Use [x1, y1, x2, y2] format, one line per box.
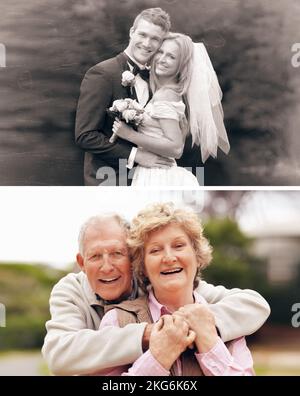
[203, 217, 266, 290]
[0, 264, 67, 351]
[202, 191, 300, 325]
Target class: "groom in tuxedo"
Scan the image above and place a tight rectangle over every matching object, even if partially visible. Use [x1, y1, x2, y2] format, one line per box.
[75, 8, 174, 186]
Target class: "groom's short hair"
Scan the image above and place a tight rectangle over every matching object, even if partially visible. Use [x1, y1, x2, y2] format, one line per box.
[133, 8, 171, 33]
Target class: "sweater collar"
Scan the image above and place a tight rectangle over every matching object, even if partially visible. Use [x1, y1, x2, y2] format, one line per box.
[81, 271, 139, 307]
[81, 272, 101, 306]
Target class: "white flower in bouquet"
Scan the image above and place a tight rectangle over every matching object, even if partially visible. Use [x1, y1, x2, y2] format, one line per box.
[110, 99, 128, 113]
[130, 99, 144, 112]
[122, 109, 137, 123]
[134, 114, 144, 124]
[107, 98, 145, 143]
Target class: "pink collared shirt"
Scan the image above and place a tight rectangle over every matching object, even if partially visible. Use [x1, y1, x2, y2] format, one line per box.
[99, 290, 255, 376]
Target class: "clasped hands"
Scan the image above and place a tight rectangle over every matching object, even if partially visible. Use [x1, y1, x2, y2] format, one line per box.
[147, 304, 219, 371]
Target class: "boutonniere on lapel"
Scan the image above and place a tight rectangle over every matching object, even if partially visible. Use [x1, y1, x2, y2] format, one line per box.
[121, 71, 136, 95]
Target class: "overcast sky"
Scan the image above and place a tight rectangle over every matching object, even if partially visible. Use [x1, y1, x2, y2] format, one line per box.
[0, 188, 204, 268]
[0, 188, 299, 268]
[237, 191, 300, 236]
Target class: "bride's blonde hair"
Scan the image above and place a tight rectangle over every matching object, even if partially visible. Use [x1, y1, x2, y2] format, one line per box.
[150, 33, 194, 136]
[150, 32, 194, 97]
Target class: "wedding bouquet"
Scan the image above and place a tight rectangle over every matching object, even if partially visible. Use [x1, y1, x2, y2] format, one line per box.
[107, 98, 144, 143]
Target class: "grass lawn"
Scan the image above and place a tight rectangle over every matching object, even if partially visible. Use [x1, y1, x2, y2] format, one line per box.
[252, 347, 300, 376]
[1, 347, 299, 376]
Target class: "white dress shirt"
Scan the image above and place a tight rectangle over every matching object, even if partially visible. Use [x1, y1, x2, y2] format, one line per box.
[124, 50, 150, 169]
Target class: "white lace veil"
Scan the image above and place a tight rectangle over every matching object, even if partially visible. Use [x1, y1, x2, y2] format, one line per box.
[186, 43, 230, 163]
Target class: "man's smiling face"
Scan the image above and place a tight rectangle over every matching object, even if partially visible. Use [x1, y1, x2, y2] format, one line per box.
[77, 219, 132, 301]
[127, 18, 165, 65]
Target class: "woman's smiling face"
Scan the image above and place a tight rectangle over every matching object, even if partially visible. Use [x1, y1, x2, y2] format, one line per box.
[153, 39, 180, 79]
[144, 223, 199, 299]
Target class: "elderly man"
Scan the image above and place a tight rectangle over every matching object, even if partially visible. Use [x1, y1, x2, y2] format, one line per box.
[42, 213, 270, 375]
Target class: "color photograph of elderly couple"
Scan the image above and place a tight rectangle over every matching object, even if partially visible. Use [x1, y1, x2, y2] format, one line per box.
[0, 0, 299, 186]
[1, 190, 300, 377]
[43, 202, 266, 376]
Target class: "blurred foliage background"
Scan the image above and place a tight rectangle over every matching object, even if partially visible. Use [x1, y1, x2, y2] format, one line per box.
[0, 0, 299, 185]
[0, 264, 67, 351]
[203, 217, 300, 327]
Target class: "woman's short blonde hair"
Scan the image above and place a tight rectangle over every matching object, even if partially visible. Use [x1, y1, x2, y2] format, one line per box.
[128, 202, 212, 292]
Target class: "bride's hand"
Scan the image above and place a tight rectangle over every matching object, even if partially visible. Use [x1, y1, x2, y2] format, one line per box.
[112, 119, 134, 141]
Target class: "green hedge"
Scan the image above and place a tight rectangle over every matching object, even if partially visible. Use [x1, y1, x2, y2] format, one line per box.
[0, 263, 67, 351]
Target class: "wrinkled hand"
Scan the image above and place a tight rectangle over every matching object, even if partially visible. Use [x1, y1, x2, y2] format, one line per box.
[173, 304, 219, 353]
[150, 315, 196, 370]
[142, 323, 154, 351]
[135, 148, 173, 169]
[112, 119, 133, 140]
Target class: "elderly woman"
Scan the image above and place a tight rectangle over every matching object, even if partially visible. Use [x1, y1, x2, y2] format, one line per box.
[99, 203, 254, 376]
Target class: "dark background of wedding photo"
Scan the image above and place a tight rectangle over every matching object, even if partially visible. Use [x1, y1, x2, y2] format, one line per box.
[0, 0, 299, 185]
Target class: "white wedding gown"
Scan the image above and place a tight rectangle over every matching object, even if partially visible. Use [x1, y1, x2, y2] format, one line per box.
[131, 100, 199, 187]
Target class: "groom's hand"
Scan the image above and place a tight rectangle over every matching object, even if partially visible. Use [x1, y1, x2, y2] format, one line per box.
[135, 148, 173, 168]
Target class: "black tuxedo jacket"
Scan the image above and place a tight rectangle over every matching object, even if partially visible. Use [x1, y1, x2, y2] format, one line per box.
[75, 52, 137, 186]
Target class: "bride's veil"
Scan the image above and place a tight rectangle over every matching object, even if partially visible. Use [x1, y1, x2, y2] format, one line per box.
[186, 43, 230, 163]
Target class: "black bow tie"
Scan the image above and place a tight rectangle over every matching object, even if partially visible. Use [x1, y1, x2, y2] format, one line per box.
[132, 64, 150, 81]
[125, 55, 150, 81]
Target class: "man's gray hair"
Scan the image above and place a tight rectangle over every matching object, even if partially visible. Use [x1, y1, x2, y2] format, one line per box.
[78, 213, 130, 255]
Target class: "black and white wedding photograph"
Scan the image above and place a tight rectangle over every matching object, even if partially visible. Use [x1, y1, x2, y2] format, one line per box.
[1, 0, 299, 186]
[0, 188, 300, 376]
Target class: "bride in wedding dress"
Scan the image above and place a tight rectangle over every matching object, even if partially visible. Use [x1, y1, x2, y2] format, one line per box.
[112, 33, 230, 187]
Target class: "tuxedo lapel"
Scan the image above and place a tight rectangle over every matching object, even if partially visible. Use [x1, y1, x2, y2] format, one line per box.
[145, 86, 153, 106]
[114, 53, 129, 98]
[130, 86, 138, 102]
[116, 52, 150, 105]
[116, 52, 129, 72]
[115, 52, 137, 100]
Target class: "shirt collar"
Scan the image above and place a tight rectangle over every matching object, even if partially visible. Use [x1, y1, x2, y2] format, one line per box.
[100, 275, 139, 305]
[84, 273, 139, 307]
[148, 287, 208, 322]
[124, 50, 147, 70]
[81, 272, 102, 306]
